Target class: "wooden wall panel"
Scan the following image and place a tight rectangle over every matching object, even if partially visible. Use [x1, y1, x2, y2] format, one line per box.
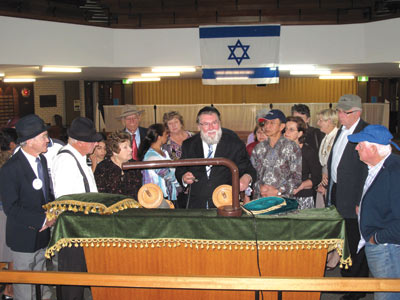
[134, 78, 357, 105]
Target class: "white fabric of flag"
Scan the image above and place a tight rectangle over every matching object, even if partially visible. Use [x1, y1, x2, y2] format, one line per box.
[199, 25, 280, 85]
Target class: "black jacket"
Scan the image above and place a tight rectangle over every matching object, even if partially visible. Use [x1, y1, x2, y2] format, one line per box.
[0, 149, 53, 252]
[327, 119, 369, 219]
[176, 128, 256, 209]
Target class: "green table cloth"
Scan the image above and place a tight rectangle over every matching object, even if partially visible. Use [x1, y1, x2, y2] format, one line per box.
[46, 201, 351, 268]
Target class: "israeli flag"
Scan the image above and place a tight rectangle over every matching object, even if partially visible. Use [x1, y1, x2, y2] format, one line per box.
[199, 25, 280, 85]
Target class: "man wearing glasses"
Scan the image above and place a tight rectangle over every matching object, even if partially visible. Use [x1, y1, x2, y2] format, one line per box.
[176, 106, 256, 209]
[327, 94, 369, 300]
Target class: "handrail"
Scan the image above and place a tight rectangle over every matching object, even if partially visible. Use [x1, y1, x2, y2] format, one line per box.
[1, 271, 400, 292]
[123, 158, 242, 216]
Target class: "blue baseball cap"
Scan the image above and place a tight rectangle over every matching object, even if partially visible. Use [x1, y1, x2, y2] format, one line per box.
[348, 125, 400, 150]
[258, 109, 286, 124]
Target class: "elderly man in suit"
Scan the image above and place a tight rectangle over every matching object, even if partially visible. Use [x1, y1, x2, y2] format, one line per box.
[348, 125, 400, 300]
[0, 114, 55, 300]
[117, 105, 147, 160]
[327, 94, 369, 300]
[176, 106, 256, 209]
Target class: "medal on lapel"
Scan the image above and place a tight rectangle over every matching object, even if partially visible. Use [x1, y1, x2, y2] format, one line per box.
[32, 178, 43, 190]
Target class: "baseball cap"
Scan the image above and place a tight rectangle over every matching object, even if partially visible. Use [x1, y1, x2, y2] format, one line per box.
[337, 94, 362, 111]
[348, 124, 400, 150]
[258, 109, 286, 124]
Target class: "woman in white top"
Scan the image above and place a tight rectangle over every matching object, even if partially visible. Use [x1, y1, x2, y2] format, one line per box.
[315, 109, 339, 208]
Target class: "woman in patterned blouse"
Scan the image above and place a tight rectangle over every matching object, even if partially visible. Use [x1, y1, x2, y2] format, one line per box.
[162, 111, 193, 161]
[94, 131, 142, 200]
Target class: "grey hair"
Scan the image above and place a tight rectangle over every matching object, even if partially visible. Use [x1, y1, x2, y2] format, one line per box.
[364, 141, 392, 156]
[19, 141, 27, 147]
[68, 137, 78, 144]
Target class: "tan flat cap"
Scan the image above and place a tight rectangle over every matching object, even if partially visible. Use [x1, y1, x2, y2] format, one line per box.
[116, 105, 145, 119]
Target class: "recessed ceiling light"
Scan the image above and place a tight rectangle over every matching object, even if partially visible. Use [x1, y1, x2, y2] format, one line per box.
[141, 72, 180, 77]
[152, 67, 196, 73]
[125, 77, 161, 82]
[3, 78, 36, 83]
[41, 66, 82, 73]
[319, 75, 355, 79]
[290, 70, 331, 75]
[279, 64, 316, 71]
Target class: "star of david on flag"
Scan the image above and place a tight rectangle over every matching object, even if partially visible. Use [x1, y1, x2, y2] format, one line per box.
[199, 25, 280, 85]
[228, 40, 250, 65]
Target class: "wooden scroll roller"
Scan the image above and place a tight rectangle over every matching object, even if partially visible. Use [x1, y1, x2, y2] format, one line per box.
[138, 183, 174, 209]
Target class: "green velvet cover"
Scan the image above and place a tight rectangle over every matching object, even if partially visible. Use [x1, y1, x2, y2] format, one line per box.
[56, 192, 132, 206]
[46, 203, 350, 267]
[243, 197, 299, 215]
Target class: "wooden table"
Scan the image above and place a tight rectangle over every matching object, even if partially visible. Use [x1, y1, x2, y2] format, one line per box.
[47, 205, 349, 300]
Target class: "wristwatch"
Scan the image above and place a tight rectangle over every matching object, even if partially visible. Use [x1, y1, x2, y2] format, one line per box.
[277, 187, 285, 196]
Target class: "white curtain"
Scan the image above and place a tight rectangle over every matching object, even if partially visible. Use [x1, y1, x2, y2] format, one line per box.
[104, 103, 389, 133]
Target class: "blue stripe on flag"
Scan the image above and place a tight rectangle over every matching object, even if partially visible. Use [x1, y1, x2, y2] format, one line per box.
[202, 68, 279, 79]
[199, 25, 280, 39]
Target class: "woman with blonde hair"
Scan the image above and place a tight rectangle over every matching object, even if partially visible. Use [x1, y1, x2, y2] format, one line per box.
[315, 109, 339, 208]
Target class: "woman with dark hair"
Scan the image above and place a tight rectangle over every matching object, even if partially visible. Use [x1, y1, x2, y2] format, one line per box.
[138, 124, 179, 203]
[88, 137, 107, 172]
[162, 111, 192, 161]
[246, 124, 267, 156]
[94, 131, 142, 199]
[284, 116, 322, 209]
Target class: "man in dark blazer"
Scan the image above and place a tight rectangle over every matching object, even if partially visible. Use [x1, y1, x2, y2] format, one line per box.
[117, 105, 147, 160]
[176, 106, 256, 209]
[348, 125, 400, 300]
[327, 94, 369, 300]
[0, 114, 55, 300]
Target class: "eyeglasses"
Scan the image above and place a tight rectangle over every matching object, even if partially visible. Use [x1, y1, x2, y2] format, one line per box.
[285, 128, 298, 133]
[199, 120, 219, 128]
[336, 109, 359, 115]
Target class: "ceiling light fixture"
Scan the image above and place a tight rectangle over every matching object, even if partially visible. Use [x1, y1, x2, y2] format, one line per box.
[3, 78, 36, 83]
[125, 77, 161, 82]
[290, 70, 331, 75]
[152, 67, 196, 73]
[278, 64, 316, 71]
[0, 72, 4, 77]
[319, 75, 355, 79]
[141, 72, 180, 77]
[42, 66, 82, 73]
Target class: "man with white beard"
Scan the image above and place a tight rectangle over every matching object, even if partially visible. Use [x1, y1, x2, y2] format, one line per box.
[176, 106, 256, 208]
